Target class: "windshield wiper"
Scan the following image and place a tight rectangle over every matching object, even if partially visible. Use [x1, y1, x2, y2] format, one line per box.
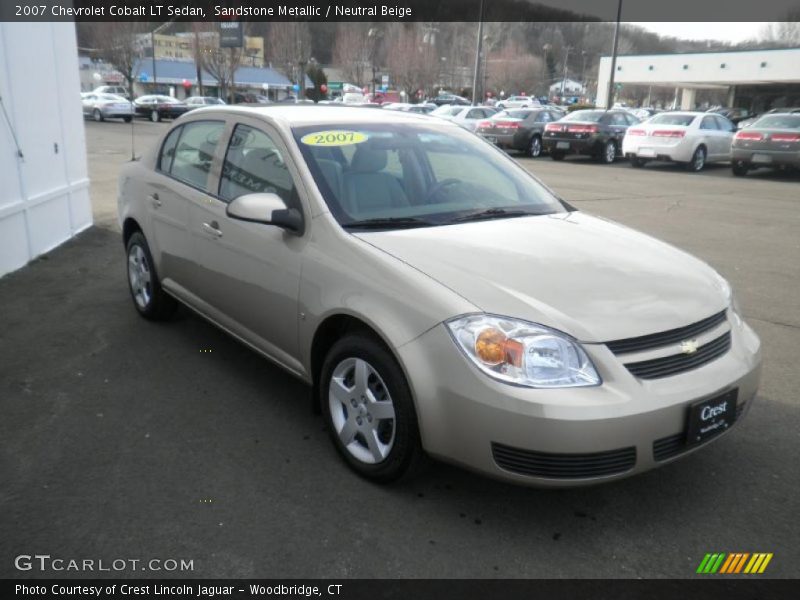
[344, 216, 438, 230]
[448, 208, 536, 224]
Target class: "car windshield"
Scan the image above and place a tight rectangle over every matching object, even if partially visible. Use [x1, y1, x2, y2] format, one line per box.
[563, 110, 605, 122]
[754, 115, 800, 129]
[293, 123, 566, 228]
[648, 114, 696, 126]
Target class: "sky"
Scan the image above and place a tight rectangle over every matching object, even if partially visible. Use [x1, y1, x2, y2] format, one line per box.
[630, 22, 770, 43]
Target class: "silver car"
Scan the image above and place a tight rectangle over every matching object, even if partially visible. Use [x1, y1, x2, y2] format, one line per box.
[118, 106, 761, 486]
[82, 93, 134, 122]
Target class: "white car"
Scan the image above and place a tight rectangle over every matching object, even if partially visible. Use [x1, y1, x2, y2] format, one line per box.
[497, 96, 540, 109]
[622, 111, 736, 171]
[431, 105, 498, 131]
[81, 93, 134, 122]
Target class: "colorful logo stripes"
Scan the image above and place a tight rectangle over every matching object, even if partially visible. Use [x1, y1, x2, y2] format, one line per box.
[696, 552, 773, 574]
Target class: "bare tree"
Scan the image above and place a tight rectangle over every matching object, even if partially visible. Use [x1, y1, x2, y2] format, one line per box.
[487, 41, 542, 95]
[385, 24, 440, 100]
[760, 18, 800, 45]
[196, 23, 246, 103]
[332, 22, 373, 86]
[267, 22, 311, 96]
[92, 21, 149, 94]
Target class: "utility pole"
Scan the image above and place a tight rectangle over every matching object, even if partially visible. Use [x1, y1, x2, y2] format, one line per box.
[606, 0, 623, 109]
[471, 0, 485, 105]
[561, 46, 571, 97]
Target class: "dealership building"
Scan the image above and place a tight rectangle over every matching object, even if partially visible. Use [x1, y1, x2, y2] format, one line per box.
[597, 47, 800, 110]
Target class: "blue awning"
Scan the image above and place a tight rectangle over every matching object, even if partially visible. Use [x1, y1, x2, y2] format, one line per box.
[133, 59, 312, 89]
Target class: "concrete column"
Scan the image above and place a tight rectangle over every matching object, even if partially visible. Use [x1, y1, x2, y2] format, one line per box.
[680, 88, 696, 110]
[727, 85, 736, 107]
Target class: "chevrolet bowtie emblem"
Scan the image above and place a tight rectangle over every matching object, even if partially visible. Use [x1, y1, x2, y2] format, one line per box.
[681, 339, 699, 354]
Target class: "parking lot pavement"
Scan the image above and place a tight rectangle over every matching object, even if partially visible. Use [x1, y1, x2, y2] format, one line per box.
[1, 120, 798, 578]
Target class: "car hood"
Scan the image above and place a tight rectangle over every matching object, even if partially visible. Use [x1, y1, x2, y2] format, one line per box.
[354, 212, 728, 343]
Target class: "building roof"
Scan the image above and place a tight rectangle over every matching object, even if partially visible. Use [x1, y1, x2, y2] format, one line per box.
[133, 59, 311, 89]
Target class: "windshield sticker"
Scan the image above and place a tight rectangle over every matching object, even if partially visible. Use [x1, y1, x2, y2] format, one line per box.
[300, 131, 368, 146]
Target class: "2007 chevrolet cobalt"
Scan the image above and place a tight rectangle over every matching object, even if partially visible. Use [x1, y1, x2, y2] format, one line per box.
[117, 106, 761, 486]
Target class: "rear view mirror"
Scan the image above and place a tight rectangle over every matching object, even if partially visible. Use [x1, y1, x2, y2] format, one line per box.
[226, 193, 303, 234]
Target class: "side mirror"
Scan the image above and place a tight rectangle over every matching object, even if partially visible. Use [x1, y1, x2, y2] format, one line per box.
[226, 193, 303, 234]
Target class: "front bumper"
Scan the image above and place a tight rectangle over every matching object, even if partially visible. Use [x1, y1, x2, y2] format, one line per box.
[397, 309, 761, 487]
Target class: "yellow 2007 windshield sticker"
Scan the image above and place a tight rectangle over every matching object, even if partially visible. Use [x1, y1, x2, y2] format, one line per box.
[300, 130, 368, 146]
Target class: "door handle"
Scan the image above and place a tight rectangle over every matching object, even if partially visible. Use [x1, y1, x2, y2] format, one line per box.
[149, 193, 161, 208]
[202, 221, 223, 238]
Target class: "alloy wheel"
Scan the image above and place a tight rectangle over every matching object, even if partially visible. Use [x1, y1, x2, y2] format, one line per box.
[604, 141, 616, 163]
[127, 244, 152, 310]
[529, 136, 542, 158]
[328, 357, 396, 465]
[691, 147, 706, 171]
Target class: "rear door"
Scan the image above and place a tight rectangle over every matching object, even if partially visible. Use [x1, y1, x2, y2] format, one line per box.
[713, 116, 736, 159]
[699, 116, 725, 159]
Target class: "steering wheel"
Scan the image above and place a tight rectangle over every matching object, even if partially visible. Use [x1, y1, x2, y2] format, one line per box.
[424, 178, 462, 203]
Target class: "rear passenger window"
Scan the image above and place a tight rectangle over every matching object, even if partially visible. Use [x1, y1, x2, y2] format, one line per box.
[700, 117, 719, 130]
[219, 124, 296, 205]
[165, 120, 225, 191]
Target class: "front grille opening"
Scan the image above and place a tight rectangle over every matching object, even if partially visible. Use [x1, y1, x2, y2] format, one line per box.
[491, 443, 636, 479]
[624, 332, 731, 379]
[607, 310, 727, 355]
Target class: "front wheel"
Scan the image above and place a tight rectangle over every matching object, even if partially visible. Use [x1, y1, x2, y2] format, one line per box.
[150, 110, 160, 123]
[320, 333, 424, 483]
[92, 109, 104, 122]
[528, 135, 543, 158]
[126, 231, 177, 320]
[732, 161, 749, 177]
[123, 116, 132, 123]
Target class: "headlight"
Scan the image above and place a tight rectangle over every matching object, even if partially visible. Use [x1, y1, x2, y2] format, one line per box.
[446, 314, 601, 388]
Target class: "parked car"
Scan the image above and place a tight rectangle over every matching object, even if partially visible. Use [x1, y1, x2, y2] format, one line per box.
[233, 92, 270, 104]
[185, 96, 226, 108]
[476, 108, 563, 157]
[706, 106, 754, 125]
[737, 106, 800, 129]
[622, 112, 736, 172]
[430, 93, 470, 106]
[730, 112, 800, 176]
[431, 105, 498, 131]
[133, 95, 190, 122]
[543, 109, 640, 163]
[82, 93, 134, 122]
[342, 92, 367, 104]
[118, 105, 760, 486]
[92, 85, 130, 99]
[406, 103, 437, 114]
[496, 95, 540, 109]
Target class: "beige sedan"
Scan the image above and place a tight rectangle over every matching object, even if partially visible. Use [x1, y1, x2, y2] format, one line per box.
[117, 106, 761, 486]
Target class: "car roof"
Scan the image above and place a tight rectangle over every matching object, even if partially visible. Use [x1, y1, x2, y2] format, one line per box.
[185, 105, 451, 127]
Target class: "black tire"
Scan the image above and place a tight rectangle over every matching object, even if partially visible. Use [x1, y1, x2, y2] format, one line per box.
[528, 134, 543, 158]
[599, 140, 617, 164]
[629, 156, 647, 168]
[687, 145, 706, 172]
[732, 161, 749, 177]
[125, 231, 177, 320]
[150, 110, 160, 123]
[123, 116, 132, 123]
[320, 333, 424, 483]
[550, 151, 565, 161]
[92, 109, 104, 122]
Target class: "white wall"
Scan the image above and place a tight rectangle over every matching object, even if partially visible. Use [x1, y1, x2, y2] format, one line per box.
[0, 22, 91, 277]
[597, 48, 800, 108]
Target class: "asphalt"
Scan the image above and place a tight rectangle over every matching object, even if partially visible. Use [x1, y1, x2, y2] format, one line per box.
[1, 119, 798, 579]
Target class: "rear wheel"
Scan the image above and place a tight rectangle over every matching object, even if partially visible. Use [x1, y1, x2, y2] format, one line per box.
[599, 140, 617, 164]
[320, 333, 424, 483]
[123, 116, 132, 123]
[126, 231, 177, 320]
[687, 146, 706, 172]
[528, 135, 542, 158]
[92, 109, 104, 122]
[550, 151, 565, 161]
[150, 110, 160, 123]
[732, 161, 749, 177]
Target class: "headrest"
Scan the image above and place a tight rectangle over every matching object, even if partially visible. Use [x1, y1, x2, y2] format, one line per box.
[350, 146, 387, 173]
